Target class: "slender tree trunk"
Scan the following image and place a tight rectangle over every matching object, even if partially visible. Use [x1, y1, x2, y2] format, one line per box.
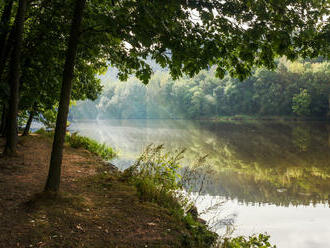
[0, 0, 14, 82]
[22, 109, 35, 136]
[328, 94, 330, 118]
[44, 0, 86, 192]
[4, 0, 27, 156]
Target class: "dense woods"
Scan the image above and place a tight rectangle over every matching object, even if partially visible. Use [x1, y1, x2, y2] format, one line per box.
[71, 58, 330, 120]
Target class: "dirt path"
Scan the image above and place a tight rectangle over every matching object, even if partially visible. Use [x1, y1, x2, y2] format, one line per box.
[0, 135, 189, 248]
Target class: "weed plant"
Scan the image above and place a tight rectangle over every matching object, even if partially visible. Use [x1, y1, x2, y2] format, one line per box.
[123, 144, 217, 247]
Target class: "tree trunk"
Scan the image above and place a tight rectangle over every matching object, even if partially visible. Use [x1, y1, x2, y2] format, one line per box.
[44, 0, 86, 192]
[0, 28, 14, 83]
[0, 0, 14, 50]
[327, 94, 330, 119]
[22, 109, 35, 136]
[0, 0, 14, 82]
[4, 0, 27, 156]
[0, 103, 7, 137]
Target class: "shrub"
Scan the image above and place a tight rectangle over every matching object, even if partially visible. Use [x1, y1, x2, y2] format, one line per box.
[217, 234, 276, 248]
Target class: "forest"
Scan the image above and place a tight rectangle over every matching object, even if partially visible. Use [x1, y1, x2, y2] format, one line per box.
[70, 58, 330, 120]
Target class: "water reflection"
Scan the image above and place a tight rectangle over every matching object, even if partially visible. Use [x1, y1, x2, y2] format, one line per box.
[71, 120, 330, 206]
[70, 119, 330, 247]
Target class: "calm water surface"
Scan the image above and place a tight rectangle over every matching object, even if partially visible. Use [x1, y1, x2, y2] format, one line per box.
[70, 119, 330, 248]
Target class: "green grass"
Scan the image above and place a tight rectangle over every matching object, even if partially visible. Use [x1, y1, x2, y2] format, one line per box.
[65, 132, 116, 160]
[35, 128, 116, 160]
[34, 128, 55, 138]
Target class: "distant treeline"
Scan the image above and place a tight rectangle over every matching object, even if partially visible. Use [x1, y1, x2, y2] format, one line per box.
[70, 59, 330, 120]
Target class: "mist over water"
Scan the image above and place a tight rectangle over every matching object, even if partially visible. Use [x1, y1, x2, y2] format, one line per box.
[70, 119, 330, 248]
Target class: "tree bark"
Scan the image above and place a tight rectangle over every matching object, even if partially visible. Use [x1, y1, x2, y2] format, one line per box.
[0, 103, 7, 137]
[0, 0, 14, 82]
[4, 0, 27, 156]
[22, 109, 35, 136]
[44, 0, 86, 192]
[327, 94, 330, 119]
[0, 0, 14, 56]
[0, 28, 14, 83]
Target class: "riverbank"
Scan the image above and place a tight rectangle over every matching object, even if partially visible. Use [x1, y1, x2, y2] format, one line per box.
[68, 116, 330, 125]
[214, 115, 330, 122]
[0, 134, 215, 247]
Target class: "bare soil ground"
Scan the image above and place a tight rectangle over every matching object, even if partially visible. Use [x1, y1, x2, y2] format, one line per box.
[0, 135, 189, 248]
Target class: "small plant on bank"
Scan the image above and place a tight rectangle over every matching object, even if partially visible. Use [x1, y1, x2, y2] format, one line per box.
[217, 233, 276, 248]
[123, 144, 218, 247]
[123, 144, 186, 208]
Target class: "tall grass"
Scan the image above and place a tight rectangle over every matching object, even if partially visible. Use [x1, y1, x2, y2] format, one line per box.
[123, 144, 185, 208]
[123, 144, 217, 247]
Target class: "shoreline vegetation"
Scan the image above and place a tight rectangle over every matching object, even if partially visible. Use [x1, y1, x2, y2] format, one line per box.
[69, 115, 330, 122]
[0, 131, 276, 247]
[70, 60, 330, 122]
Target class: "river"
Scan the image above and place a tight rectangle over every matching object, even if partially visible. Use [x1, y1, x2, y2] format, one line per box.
[70, 119, 330, 248]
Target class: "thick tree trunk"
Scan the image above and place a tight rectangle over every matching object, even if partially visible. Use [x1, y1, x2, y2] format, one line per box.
[0, 0, 14, 82]
[44, 0, 86, 192]
[0, 103, 7, 137]
[4, 0, 27, 156]
[22, 109, 35, 136]
[0, 0, 14, 53]
[0, 28, 13, 82]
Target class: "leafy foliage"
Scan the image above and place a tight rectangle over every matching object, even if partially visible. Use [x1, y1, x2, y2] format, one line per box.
[37, 108, 58, 130]
[1, 0, 329, 147]
[292, 89, 312, 116]
[219, 234, 276, 248]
